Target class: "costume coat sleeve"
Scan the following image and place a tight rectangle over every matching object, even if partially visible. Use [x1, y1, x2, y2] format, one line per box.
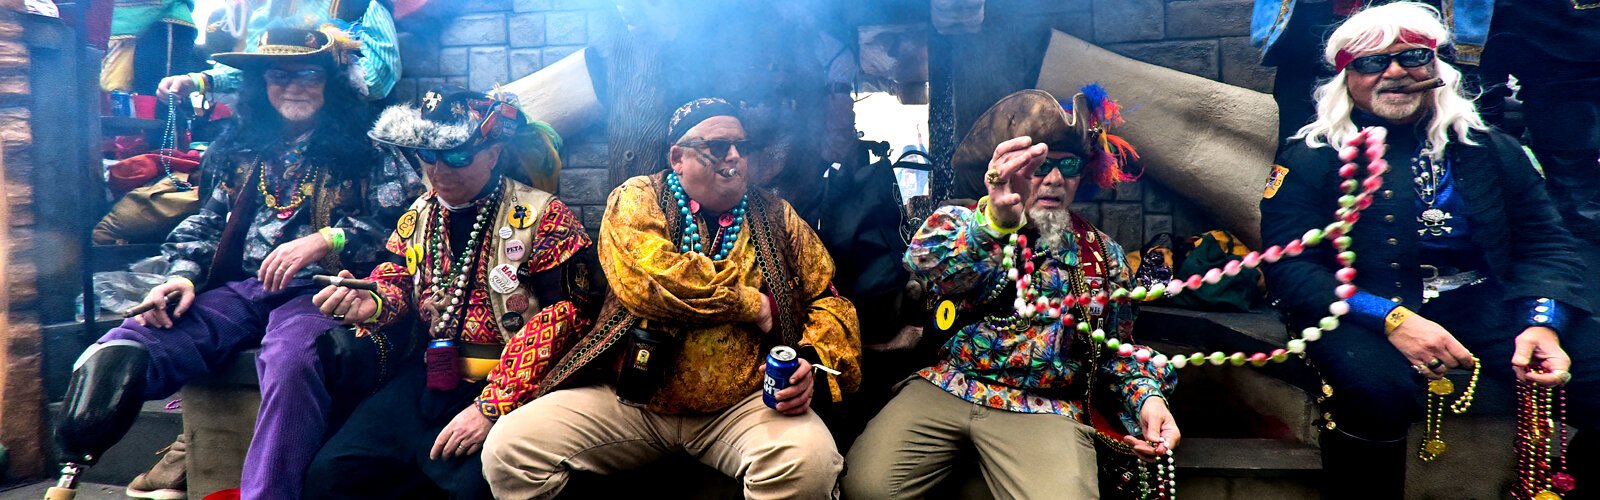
[598, 176, 766, 325]
[903, 205, 1005, 300]
[160, 153, 232, 285]
[1260, 144, 1347, 325]
[781, 202, 862, 399]
[477, 199, 598, 419]
[1486, 133, 1592, 314]
[329, 144, 422, 271]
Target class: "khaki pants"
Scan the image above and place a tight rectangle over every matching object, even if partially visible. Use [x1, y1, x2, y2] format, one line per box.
[842, 378, 1100, 500]
[482, 384, 843, 500]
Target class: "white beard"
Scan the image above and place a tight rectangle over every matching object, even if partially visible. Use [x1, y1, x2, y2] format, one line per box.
[276, 101, 319, 123]
[1027, 206, 1074, 251]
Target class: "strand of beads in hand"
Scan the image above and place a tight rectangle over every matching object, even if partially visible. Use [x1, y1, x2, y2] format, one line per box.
[1515, 376, 1575, 500]
[1001, 127, 1392, 371]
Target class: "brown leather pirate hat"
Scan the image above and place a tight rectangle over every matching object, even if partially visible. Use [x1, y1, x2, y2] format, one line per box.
[952, 89, 1093, 175]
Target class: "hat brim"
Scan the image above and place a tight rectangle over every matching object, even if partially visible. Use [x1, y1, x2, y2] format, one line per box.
[211, 47, 337, 70]
[368, 104, 476, 150]
[952, 89, 1090, 175]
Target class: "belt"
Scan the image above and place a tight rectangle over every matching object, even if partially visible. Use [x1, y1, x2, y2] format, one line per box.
[1420, 265, 1488, 301]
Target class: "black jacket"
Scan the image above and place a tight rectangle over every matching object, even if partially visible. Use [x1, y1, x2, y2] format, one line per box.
[1261, 121, 1591, 330]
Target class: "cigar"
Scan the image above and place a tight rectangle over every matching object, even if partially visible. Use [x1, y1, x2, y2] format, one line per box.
[1398, 78, 1444, 94]
[313, 274, 380, 291]
[717, 167, 740, 179]
[123, 290, 183, 318]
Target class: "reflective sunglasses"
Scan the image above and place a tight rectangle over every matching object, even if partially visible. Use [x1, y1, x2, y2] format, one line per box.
[415, 142, 488, 169]
[263, 68, 328, 87]
[1034, 156, 1084, 178]
[678, 139, 753, 162]
[1347, 48, 1435, 75]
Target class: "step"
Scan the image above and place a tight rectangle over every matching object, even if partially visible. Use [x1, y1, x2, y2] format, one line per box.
[44, 399, 182, 486]
[1174, 438, 1320, 478]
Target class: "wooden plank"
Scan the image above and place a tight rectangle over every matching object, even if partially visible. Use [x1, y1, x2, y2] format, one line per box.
[1174, 438, 1322, 478]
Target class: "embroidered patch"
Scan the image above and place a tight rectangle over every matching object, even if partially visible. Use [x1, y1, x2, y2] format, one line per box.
[396, 210, 418, 239]
[1263, 165, 1290, 199]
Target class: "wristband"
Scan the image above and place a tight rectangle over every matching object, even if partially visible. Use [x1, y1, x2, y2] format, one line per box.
[365, 290, 384, 323]
[976, 196, 1026, 236]
[1384, 306, 1414, 335]
[165, 276, 195, 289]
[319, 227, 347, 253]
[188, 72, 207, 94]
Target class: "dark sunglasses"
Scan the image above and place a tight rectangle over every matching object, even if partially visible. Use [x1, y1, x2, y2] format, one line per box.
[678, 139, 754, 161]
[263, 68, 328, 86]
[1034, 156, 1084, 178]
[415, 142, 488, 169]
[1347, 48, 1435, 75]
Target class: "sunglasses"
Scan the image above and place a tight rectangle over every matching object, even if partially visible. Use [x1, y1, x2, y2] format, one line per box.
[678, 139, 754, 162]
[415, 142, 488, 169]
[1347, 48, 1435, 75]
[263, 68, 328, 87]
[1034, 156, 1084, 178]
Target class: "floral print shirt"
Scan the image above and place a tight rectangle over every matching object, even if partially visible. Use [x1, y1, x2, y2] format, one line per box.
[905, 205, 1176, 431]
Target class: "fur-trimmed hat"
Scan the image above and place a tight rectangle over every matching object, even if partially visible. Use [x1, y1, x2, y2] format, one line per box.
[370, 85, 526, 150]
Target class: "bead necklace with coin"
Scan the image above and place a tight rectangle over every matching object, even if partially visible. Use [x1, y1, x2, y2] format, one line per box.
[425, 177, 503, 339]
[1417, 357, 1480, 461]
[257, 145, 320, 219]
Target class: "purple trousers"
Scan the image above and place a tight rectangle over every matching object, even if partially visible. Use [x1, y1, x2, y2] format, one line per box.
[101, 278, 340, 500]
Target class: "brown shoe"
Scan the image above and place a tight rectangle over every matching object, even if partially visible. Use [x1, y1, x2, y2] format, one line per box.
[125, 434, 186, 500]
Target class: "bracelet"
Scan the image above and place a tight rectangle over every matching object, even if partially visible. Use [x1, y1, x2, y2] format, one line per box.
[985, 200, 1026, 234]
[165, 275, 195, 289]
[974, 196, 1026, 237]
[1384, 306, 1414, 335]
[319, 227, 347, 253]
[365, 290, 384, 323]
[188, 73, 207, 94]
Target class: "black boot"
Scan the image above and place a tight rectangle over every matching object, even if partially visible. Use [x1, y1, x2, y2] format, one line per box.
[1319, 427, 1407, 500]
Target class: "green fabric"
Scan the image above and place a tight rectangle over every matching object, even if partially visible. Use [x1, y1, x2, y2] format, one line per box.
[1169, 231, 1262, 312]
[111, 0, 195, 38]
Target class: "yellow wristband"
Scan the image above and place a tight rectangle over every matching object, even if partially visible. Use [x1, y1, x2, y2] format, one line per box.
[319, 227, 347, 253]
[1384, 306, 1413, 335]
[165, 276, 195, 289]
[188, 73, 207, 94]
[365, 290, 384, 323]
[978, 196, 1026, 235]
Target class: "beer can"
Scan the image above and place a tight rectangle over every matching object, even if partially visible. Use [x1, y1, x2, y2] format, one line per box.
[762, 346, 799, 410]
[110, 91, 133, 117]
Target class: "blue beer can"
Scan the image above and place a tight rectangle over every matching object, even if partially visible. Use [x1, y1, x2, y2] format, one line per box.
[762, 346, 799, 410]
[110, 91, 133, 117]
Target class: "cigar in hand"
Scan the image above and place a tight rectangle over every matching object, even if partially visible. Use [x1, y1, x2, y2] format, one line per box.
[1399, 78, 1444, 94]
[123, 290, 183, 318]
[313, 274, 380, 291]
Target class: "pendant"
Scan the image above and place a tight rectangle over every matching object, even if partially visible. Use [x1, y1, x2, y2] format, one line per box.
[689, 200, 700, 214]
[276, 208, 296, 220]
[1417, 208, 1454, 236]
[718, 212, 735, 228]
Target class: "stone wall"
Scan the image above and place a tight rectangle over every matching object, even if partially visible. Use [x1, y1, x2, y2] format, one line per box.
[394, 0, 613, 230]
[0, 1, 45, 480]
[393, 0, 1270, 247]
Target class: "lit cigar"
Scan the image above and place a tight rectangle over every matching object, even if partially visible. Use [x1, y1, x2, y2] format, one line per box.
[1398, 78, 1443, 94]
[313, 274, 380, 291]
[717, 167, 740, 179]
[123, 290, 183, 318]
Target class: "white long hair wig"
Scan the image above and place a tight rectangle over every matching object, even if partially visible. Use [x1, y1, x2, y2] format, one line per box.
[1292, 2, 1488, 160]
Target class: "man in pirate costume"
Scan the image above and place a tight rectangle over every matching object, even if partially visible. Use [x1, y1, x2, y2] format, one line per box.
[1261, 3, 1599, 497]
[301, 86, 599, 499]
[52, 25, 420, 500]
[480, 98, 862, 500]
[842, 88, 1179, 499]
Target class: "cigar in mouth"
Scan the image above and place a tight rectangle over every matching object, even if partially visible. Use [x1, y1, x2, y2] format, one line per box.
[123, 290, 183, 318]
[717, 167, 740, 179]
[1398, 78, 1444, 94]
[313, 274, 380, 291]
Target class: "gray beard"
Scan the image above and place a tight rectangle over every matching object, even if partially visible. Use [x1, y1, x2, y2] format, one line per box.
[276, 101, 319, 123]
[1027, 206, 1074, 251]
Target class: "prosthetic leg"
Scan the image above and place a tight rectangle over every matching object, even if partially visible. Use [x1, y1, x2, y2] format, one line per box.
[46, 340, 150, 500]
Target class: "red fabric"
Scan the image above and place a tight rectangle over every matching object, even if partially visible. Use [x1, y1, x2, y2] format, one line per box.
[107, 150, 202, 197]
[1334, 30, 1439, 73]
[201, 489, 241, 500]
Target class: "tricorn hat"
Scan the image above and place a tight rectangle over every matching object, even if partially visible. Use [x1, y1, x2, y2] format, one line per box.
[370, 85, 527, 151]
[952, 86, 1138, 197]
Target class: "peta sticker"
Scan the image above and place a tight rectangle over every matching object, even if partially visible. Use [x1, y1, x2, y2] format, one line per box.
[1263, 165, 1290, 199]
[504, 239, 527, 262]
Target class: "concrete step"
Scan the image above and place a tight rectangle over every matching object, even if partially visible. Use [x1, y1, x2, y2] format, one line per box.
[45, 399, 182, 486]
[0, 481, 127, 500]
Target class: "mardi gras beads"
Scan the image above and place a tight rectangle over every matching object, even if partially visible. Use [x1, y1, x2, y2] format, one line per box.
[1515, 377, 1574, 500]
[1418, 357, 1480, 461]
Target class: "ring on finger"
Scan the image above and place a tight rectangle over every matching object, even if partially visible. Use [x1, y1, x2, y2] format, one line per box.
[1412, 364, 1430, 376]
[1426, 358, 1443, 369]
[985, 170, 1004, 186]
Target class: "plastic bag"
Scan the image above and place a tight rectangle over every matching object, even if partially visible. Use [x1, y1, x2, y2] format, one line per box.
[75, 257, 176, 317]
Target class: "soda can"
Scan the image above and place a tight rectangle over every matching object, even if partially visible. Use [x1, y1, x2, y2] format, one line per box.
[110, 91, 133, 117]
[762, 346, 800, 410]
